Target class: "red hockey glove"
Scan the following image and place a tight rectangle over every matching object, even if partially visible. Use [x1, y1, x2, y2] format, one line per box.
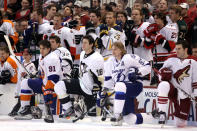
[155, 34, 165, 45]
[144, 23, 159, 37]
[144, 37, 155, 49]
[160, 67, 173, 81]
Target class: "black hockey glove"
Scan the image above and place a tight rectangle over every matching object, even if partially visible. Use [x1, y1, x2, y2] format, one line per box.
[99, 24, 109, 38]
[68, 20, 78, 29]
[0, 70, 11, 84]
[95, 37, 104, 49]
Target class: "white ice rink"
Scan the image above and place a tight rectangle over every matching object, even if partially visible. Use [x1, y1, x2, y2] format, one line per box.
[0, 115, 197, 131]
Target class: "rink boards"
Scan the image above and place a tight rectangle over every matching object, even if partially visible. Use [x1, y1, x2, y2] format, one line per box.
[0, 83, 197, 125]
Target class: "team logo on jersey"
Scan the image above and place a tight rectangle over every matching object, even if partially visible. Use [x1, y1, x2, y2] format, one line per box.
[47, 29, 52, 33]
[114, 33, 120, 40]
[174, 65, 190, 84]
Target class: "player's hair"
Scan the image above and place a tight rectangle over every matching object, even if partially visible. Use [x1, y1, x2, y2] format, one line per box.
[33, 7, 44, 17]
[116, 11, 127, 19]
[47, 4, 57, 10]
[0, 11, 2, 20]
[112, 42, 127, 56]
[132, 8, 144, 17]
[0, 45, 10, 54]
[38, 40, 51, 49]
[176, 39, 190, 49]
[49, 35, 61, 44]
[89, 9, 101, 18]
[153, 12, 167, 25]
[169, 4, 182, 16]
[106, 11, 116, 18]
[82, 35, 95, 49]
[53, 12, 63, 20]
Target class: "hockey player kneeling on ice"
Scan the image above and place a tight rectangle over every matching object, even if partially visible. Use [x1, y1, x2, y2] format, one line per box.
[16, 40, 62, 123]
[102, 41, 156, 126]
[153, 40, 197, 127]
[54, 35, 104, 119]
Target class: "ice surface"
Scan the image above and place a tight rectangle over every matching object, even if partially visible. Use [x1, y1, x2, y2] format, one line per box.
[0, 115, 197, 131]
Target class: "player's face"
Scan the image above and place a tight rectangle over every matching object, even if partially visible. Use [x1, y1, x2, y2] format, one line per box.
[112, 46, 122, 60]
[0, 50, 9, 62]
[73, 16, 81, 26]
[90, 13, 99, 25]
[23, 53, 31, 62]
[192, 48, 197, 57]
[169, 9, 178, 23]
[117, 14, 126, 24]
[82, 39, 93, 53]
[64, 7, 72, 16]
[49, 39, 59, 51]
[40, 45, 50, 57]
[106, 13, 115, 26]
[131, 10, 142, 23]
[154, 15, 164, 27]
[175, 44, 188, 58]
[53, 16, 62, 28]
[48, 7, 57, 17]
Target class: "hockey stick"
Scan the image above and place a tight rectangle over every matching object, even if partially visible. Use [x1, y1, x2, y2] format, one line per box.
[4, 35, 32, 77]
[72, 91, 115, 123]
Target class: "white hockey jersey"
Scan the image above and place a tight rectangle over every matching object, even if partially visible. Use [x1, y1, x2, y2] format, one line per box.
[161, 55, 197, 99]
[104, 54, 151, 90]
[0, 55, 18, 83]
[71, 26, 86, 64]
[43, 25, 75, 56]
[0, 20, 15, 35]
[53, 47, 73, 79]
[39, 52, 62, 89]
[16, 61, 37, 96]
[127, 22, 153, 61]
[99, 26, 126, 61]
[153, 23, 178, 64]
[79, 51, 104, 95]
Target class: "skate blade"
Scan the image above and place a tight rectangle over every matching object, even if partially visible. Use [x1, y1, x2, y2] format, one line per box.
[14, 114, 33, 120]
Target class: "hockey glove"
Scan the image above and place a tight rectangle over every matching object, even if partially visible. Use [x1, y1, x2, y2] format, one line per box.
[160, 68, 173, 81]
[0, 70, 11, 84]
[43, 89, 54, 104]
[68, 20, 78, 29]
[130, 32, 142, 47]
[95, 37, 104, 49]
[99, 24, 109, 38]
[96, 88, 108, 107]
[144, 23, 159, 37]
[154, 34, 165, 45]
[128, 72, 137, 82]
[144, 37, 155, 49]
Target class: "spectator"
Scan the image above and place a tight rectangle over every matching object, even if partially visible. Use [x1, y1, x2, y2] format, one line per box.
[63, 6, 73, 24]
[118, 0, 132, 16]
[191, 17, 197, 44]
[187, 0, 197, 22]
[179, 3, 193, 44]
[91, 0, 101, 10]
[44, 4, 57, 23]
[192, 44, 197, 57]
[5, 0, 21, 20]
[15, 0, 32, 21]
[73, 0, 90, 26]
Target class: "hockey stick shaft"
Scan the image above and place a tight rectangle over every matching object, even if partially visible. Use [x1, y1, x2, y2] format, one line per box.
[4, 35, 32, 76]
